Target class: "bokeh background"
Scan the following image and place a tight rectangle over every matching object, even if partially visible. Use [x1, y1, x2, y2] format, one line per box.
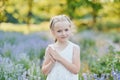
[0, 0, 120, 80]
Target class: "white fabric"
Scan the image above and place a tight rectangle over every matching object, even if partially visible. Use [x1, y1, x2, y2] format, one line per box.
[46, 41, 78, 80]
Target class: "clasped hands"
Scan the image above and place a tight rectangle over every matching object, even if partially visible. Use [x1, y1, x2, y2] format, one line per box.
[47, 46, 62, 63]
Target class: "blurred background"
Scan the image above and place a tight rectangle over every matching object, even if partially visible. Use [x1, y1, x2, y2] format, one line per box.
[0, 0, 120, 80]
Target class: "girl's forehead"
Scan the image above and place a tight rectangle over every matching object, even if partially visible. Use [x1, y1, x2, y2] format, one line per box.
[54, 21, 70, 29]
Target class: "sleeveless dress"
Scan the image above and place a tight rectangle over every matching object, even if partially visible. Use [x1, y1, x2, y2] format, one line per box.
[46, 41, 78, 80]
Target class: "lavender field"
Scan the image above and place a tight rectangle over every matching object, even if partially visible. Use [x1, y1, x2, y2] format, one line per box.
[0, 31, 51, 80]
[0, 0, 120, 79]
[0, 30, 120, 80]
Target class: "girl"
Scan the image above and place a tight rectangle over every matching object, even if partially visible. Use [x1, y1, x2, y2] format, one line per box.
[42, 15, 80, 80]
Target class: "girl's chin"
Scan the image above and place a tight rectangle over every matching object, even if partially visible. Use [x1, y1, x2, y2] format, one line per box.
[59, 39, 68, 42]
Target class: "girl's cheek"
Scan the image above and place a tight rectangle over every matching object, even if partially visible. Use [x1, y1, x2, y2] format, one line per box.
[58, 32, 62, 35]
[67, 31, 71, 34]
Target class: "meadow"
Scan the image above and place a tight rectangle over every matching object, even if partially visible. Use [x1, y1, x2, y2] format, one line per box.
[0, 24, 120, 80]
[0, 0, 120, 79]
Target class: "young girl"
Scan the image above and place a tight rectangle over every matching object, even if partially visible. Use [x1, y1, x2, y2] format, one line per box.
[41, 15, 80, 80]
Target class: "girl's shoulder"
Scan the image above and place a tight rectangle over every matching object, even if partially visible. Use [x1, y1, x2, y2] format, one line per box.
[69, 41, 80, 54]
[48, 43, 55, 47]
[45, 44, 55, 54]
[69, 41, 80, 49]
[46, 43, 55, 50]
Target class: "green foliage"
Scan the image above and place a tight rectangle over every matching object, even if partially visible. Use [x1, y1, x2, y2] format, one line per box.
[0, 0, 8, 22]
[113, 35, 120, 44]
[6, 37, 16, 45]
[38, 48, 45, 59]
[4, 11, 19, 23]
[0, 57, 26, 80]
[66, 0, 81, 19]
[95, 21, 120, 31]
[80, 38, 97, 62]
[0, 40, 4, 47]
[89, 46, 120, 75]
[17, 55, 31, 70]
[27, 48, 36, 60]
[80, 38, 95, 48]
[1, 0, 120, 32]
[2, 50, 11, 58]
[27, 48, 45, 61]
[26, 60, 42, 80]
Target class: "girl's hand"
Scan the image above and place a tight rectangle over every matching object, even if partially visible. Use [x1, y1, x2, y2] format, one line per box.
[48, 53, 56, 63]
[48, 47, 62, 62]
[47, 47, 56, 63]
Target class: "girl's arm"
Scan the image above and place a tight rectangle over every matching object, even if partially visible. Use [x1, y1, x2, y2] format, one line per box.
[59, 45, 80, 74]
[49, 45, 80, 74]
[41, 47, 56, 75]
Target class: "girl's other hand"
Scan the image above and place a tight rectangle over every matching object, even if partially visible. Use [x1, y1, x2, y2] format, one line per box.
[48, 47, 62, 62]
[48, 53, 56, 63]
[47, 46, 56, 63]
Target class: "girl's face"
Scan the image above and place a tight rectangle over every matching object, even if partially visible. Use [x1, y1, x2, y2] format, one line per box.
[51, 21, 71, 42]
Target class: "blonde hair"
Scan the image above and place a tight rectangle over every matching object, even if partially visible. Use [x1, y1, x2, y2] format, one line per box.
[49, 15, 72, 30]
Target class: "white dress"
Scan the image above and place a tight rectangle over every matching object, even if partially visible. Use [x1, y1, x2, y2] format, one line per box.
[46, 41, 78, 80]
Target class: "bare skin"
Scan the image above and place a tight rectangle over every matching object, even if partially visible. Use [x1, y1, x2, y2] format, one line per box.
[41, 46, 56, 75]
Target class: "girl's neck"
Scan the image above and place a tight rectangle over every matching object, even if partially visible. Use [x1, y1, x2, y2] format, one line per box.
[55, 40, 69, 46]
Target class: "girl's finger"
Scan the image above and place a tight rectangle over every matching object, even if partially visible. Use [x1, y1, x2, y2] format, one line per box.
[49, 53, 56, 62]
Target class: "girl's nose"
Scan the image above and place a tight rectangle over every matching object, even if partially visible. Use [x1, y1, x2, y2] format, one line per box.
[62, 31, 66, 35]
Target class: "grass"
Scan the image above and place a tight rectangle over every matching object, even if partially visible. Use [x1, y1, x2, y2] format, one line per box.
[0, 22, 50, 34]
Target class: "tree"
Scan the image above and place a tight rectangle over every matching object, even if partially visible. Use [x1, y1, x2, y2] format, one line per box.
[66, 0, 81, 19]
[0, 0, 8, 23]
[27, 0, 33, 26]
[79, 0, 103, 25]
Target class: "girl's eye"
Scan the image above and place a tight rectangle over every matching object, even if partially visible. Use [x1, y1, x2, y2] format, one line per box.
[57, 30, 61, 32]
[65, 29, 68, 31]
